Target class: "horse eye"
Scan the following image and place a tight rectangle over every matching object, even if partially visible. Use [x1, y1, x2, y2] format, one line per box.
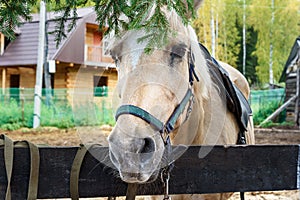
[170, 43, 187, 58]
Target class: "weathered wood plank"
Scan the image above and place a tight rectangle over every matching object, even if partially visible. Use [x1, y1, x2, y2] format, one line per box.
[0, 145, 299, 199]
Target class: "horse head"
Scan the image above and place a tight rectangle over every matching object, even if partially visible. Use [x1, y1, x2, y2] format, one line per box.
[107, 0, 208, 183]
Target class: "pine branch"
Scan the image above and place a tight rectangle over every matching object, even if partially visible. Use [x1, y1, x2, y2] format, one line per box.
[92, 0, 195, 52]
[0, 0, 196, 51]
[0, 0, 34, 39]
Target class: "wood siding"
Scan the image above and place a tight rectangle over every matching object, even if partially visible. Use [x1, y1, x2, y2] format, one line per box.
[1, 64, 117, 105]
[285, 73, 299, 122]
[66, 65, 117, 106]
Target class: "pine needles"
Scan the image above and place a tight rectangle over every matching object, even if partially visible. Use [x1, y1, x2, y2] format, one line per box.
[0, 0, 196, 52]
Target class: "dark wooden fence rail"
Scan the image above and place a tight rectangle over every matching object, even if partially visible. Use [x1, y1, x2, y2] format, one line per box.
[0, 145, 299, 199]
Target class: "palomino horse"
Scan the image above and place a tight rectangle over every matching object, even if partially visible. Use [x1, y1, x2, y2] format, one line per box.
[107, 0, 255, 199]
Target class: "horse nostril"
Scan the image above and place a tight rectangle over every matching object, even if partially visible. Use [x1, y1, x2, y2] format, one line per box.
[140, 137, 155, 153]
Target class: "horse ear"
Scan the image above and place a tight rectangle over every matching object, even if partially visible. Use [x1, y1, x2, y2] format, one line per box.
[182, 0, 204, 18]
[193, 0, 204, 10]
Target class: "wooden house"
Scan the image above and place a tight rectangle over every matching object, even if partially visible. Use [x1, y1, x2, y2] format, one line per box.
[0, 7, 117, 105]
[279, 36, 300, 123]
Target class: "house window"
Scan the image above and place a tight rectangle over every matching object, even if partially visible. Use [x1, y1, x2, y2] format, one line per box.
[9, 74, 20, 102]
[94, 76, 108, 97]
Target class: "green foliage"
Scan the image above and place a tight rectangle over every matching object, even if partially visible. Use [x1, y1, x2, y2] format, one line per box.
[193, 0, 242, 67]
[93, 0, 196, 52]
[249, 0, 300, 84]
[40, 103, 74, 128]
[0, 0, 36, 39]
[73, 101, 115, 127]
[0, 99, 32, 130]
[1, 0, 196, 52]
[192, 0, 300, 86]
[253, 101, 285, 125]
[259, 121, 294, 128]
[236, 27, 258, 85]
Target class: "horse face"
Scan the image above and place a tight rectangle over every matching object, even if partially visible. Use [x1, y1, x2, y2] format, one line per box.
[108, 29, 192, 183]
[107, 1, 205, 183]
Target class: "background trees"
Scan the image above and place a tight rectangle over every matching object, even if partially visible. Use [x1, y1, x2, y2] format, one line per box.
[193, 0, 300, 87]
[1, 0, 299, 87]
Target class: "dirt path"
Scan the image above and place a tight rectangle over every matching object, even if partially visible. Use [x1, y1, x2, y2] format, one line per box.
[1, 127, 300, 199]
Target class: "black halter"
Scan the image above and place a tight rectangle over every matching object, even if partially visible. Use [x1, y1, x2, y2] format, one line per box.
[115, 88, 193, 144]
[115, 51, 199, 144]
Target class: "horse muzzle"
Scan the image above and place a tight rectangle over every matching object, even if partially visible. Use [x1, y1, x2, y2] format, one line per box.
[108, 128, 164, 183]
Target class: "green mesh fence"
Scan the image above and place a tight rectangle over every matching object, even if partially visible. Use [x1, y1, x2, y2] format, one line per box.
[0, 87, 114, 130]
[0, 87, 286, 129]
[250, 88, 285, 125]
[250, 88, 285, 113]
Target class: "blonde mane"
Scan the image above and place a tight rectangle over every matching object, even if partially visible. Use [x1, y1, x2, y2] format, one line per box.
[187, 25, 211, 99]
[166, 8, 212, 99]
[160, 8, 212, 99]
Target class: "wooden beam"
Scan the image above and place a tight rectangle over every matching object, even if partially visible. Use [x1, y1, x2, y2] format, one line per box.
[0, 33, 4, 55]
[258, 95, 297, 127]
[295, 68, 300, 124]
[0, 145, 299, 199]
[1, 68, 5, 95]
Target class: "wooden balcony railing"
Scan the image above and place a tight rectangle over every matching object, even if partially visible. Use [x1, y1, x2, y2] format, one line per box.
[84, 45, 112, 65]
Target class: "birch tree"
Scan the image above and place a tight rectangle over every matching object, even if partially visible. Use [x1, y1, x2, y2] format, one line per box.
[249, 0, 300, 84]
[193, 0, 241, 66]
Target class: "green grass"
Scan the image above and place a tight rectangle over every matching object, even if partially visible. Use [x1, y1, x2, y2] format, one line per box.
[0, 99, 115, 130]
[252, 100, 285, 126]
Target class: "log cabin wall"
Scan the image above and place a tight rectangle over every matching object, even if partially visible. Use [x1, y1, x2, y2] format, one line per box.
[284, 66, 299, 123]
[66, 64, 117, 107]
[0, 64, 117, 105]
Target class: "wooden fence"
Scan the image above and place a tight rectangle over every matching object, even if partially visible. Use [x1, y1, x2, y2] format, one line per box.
[0, 145, 299, 199]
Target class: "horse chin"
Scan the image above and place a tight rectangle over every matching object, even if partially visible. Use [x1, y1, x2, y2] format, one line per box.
[109, 148, 162, 183]
[119, 170, 159, 184]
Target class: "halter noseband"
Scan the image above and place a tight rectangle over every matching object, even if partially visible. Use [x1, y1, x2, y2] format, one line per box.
[115, 50, 199, 144]
[115, 88, 193, 143]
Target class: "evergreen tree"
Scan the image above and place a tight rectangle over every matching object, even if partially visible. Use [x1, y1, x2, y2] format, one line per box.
[236, 26, 258, 85]
[0, 0, 197, 52]
[0, 0, 36, 39]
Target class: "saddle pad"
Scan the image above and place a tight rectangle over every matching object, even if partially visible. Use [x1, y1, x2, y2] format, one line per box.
[198, 43, 252, 134]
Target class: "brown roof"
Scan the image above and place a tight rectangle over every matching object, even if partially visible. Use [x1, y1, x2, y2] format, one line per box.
[0, 7, 96, 67]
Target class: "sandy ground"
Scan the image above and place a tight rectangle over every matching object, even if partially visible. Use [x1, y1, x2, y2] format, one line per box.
[1, 126, 300, 200]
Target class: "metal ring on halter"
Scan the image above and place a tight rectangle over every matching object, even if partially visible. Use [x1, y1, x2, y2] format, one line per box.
[161, 168, 171, 200]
